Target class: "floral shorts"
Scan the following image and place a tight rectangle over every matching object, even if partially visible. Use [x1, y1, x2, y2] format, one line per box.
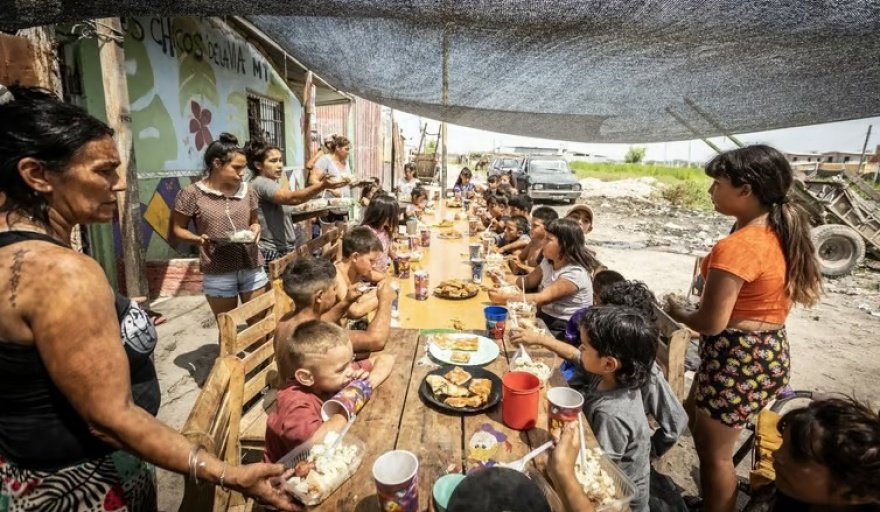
[0, 451, 156, 512]
[695, 328, 790, 428]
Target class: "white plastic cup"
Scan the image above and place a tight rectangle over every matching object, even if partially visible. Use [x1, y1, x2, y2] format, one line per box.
[373, 450, 420, 512]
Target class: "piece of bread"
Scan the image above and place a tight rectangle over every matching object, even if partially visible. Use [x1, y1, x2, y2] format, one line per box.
[426, 375, 469, 398]
[443, 395, 485, 408]
[468, 378, 492, 401]
[451, 336, 480, 351]
[450, 351, 471, 364]
[444, 366, 472, 385]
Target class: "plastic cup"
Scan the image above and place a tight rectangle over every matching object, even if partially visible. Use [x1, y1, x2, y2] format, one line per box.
[547, 387, 584, 441]
[406, 218, 419, 236]
[484, 306, 508, 340]
[321, 379, 373, 421]
[373, 450, 420, 512]
[398, 254, 412, 278]
[470, 259, 485, 284]
[433, 473, 466, 512]
[468, 242, 481, 260]
[501, 371, 541, 430]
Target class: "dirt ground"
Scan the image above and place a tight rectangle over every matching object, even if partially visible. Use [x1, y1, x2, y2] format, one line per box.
[150, 178, 880, 511]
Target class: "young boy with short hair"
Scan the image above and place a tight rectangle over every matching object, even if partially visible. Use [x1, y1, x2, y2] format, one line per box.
[512, 277, 687, 458]
[496, 215, 530, 255]
[335, 226, 385, 319]
[275, 256, 395, 371]
[264, 320, 394, 463]
[508, 194, 533, 219]
[565, 204, 594, 236]
[482, 194, 509, 232]
[510, 206, 558, 275]
[574, 306, 657, 511]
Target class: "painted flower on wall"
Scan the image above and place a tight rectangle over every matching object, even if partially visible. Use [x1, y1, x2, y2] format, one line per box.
[188, 100, 213, 150]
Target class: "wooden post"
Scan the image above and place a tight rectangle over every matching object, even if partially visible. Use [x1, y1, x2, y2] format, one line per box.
[302, 71, 316, 238]
[96, 18, 147, 298]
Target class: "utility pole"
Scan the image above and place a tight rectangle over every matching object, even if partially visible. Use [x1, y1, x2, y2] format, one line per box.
[96, 18, 147, 298]
[440, 23, 450, 197]
[855, 124, 872, 181]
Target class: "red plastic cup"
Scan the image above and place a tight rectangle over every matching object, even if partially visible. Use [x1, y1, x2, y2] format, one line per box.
[501, 371, 541, 430]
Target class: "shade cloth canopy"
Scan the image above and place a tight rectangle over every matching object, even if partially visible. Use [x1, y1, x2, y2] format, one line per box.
[4, 1, 880, 142]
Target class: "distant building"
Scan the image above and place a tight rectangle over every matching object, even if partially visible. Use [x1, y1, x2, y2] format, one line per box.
[785, 146, 877, 165]
[563, 151, 611, 163]
[502, 145, 562, 155]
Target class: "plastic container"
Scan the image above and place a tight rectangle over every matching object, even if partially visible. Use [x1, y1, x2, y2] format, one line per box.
[573, 449, 637, 512]
[484, 306, 508, 340]
[501, 371, 540, 430]
[284, 435, 365, 506]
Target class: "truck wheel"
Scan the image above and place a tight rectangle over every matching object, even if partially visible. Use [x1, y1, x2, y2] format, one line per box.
[811, 224, 865, 277]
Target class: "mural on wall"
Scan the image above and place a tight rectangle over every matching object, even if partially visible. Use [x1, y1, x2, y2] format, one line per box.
[104, 16, 304, 261]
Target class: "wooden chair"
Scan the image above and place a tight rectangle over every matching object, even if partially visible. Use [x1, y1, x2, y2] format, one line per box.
[179, 356, 249, 511]
[217, 292, 281, 459]
[652, 303, 691, 401]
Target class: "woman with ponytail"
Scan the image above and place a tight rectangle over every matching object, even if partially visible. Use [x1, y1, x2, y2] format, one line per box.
[665, 145, 822, 512]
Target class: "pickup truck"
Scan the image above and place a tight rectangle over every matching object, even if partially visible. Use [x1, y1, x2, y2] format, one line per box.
[514, 156, 583, 203]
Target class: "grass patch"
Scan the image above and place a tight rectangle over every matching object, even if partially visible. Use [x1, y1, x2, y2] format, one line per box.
[570, 161, 713, 210]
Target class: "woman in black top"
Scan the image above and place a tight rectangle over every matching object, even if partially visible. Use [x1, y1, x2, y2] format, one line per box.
[0, 85, 297, 510]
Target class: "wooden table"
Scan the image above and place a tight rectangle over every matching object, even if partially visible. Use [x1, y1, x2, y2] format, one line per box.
[396, 203, 492, 331]
[311, 201, 594, 510]
[312, 326, 570, 511]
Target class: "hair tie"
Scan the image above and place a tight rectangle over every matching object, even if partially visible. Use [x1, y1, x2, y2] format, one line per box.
[778, 196, 790, 205]
[0, 85, 14, 106]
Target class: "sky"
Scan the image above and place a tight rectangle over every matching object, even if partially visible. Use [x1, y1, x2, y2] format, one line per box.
[393, 112, 880, 164]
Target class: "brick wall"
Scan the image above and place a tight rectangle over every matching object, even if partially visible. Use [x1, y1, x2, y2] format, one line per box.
[118, 259, 204, 297]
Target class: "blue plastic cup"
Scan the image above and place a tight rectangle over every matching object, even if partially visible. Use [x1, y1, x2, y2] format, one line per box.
[484, 306, 508, 340]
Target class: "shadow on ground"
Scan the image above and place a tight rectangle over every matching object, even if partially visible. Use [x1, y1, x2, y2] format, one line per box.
[173, 343, 219, 386]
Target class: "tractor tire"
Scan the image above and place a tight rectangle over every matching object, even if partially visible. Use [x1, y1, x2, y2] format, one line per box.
[811, 224, 865, 277]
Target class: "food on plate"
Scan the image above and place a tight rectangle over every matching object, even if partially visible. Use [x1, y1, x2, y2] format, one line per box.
[451, 336, 480, 352]
[228, 230, 256, 243]
[573, 446, 618, 507]
[510, 358, 552, 383]
[438, 230, 464, 239]
[426, 367, 493, 409]
[468, 378, 491, 401]
[446, 199, 462, 208]
[450, 351, 471, 364]
[434, 279, 479, 298]
[444, 395, 484, 408]
[284, 432, 363, 506]
[444, 366, 472, 386]
[435, 219, 454, 228]
[432, 334, 456, 350]
[426, 375, 469, 397]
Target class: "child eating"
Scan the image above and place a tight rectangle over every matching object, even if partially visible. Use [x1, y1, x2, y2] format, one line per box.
[496, 215, 531, 255]
[264, 320, 394, 463]
[275, 256, 395, 372]
[510, 206, 558, 275]
[335, 226, 386, 320]
[573, 306, 658, 511]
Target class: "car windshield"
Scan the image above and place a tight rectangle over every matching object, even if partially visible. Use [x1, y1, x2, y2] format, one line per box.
[500, 159, 520, 168]
[530, 160, 568, 173]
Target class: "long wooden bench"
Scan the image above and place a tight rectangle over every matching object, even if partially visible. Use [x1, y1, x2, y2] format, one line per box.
[217, 291, 282, 460]
[179, 356, 248, 511]
[214, 224, 348, 460]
